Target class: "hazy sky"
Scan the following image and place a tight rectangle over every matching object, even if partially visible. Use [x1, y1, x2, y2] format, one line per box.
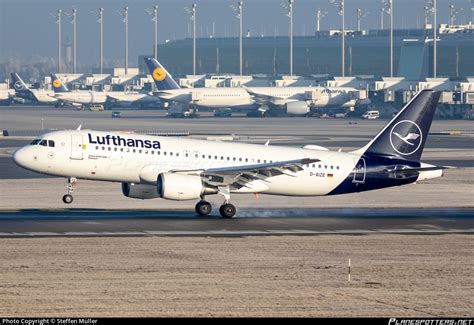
[1, 0, 473, 65]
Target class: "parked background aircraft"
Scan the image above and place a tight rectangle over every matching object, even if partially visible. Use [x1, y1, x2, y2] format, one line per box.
[245, 86, 370, 116]
[50, 73, 108, 108]
[145, 58, 370, 117]
[106, 90, 160, 109]
[11, 73, 57, 104]
[144, 57, 257, 111]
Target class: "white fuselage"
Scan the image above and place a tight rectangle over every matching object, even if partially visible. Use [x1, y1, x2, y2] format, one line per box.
[247, 86, 358, 108]
[13, 130, 362, 197]
[31, 89, 58, 103]
[157, 88, 255, 109]
[0, 90, 10, 101]
[107, 91, 158, 104]
[53, 91, 108, 105]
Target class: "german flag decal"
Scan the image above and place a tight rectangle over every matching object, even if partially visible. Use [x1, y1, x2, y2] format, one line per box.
[327, 173, 334, 178]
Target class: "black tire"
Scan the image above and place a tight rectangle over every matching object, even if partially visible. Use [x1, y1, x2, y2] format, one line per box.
[219, 203, 236, 218]
[62, 194, 73, 204]
[195, 201, 212, 216]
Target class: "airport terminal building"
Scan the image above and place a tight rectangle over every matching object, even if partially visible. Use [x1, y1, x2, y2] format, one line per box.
[139, 28, 474, 80]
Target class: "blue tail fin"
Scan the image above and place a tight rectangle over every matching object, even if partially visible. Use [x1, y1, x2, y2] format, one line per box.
[11, 73, 29, 91]
[144, 57, 181, 90]
[360, 89, 441, 162]
[50, 73, 69, 93]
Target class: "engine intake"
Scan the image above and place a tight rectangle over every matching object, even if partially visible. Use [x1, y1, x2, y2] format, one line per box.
[286, 101, 310, 116]
[157, 173, 217, 201]
[121, 182, 160, 199]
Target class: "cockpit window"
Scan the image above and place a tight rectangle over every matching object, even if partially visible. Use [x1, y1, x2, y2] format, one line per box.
[48, 140, 55, 147]
[39, 140, 47, 146]
[30, 139, 41, 145]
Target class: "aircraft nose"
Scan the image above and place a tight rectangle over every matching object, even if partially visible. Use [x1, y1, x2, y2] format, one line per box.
[13, 147, 31, 169]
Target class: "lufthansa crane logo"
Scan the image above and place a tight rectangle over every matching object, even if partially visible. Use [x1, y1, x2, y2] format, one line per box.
[14, 81, 24, 90]
[389, 120, 422, 156]
[152, 67, 166, 81]
[53, 79, 61, 88]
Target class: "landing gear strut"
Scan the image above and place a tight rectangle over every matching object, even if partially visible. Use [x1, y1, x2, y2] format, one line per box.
[62, 177, 77, 204]
[217, 187, 236, 218]
[195, 200, 212, 216]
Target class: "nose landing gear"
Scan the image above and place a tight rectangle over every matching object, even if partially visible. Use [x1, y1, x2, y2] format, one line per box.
[62, 177, 77, 204]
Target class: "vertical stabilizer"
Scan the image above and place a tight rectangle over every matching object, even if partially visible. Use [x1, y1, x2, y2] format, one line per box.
[144, 57, 181, 90]
[357, 89, 441, 162]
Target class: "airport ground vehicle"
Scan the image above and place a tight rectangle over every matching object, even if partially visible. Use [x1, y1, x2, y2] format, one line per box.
[214, 108, 232, 117]
[362, 110, 380, 119]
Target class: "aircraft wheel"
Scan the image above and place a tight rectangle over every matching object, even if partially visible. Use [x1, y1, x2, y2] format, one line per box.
[195, 201, 212, 216]
[219, 203, 236, 218]
[62, 194, 73, 204]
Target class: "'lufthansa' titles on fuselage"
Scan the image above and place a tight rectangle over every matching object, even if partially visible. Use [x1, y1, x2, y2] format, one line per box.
[88, 133, 161, 149]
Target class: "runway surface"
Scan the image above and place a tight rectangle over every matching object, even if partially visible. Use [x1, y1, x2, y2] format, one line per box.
[0, 208, 472, 237]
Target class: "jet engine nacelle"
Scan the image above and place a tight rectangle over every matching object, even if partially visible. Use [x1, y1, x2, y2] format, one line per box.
[286, 101, 310, 116]
[157, 173, 217, 201]
[121, 182, 160, 199]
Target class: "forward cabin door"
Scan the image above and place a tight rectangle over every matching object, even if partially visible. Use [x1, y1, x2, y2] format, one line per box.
[70, 134, 84, 160]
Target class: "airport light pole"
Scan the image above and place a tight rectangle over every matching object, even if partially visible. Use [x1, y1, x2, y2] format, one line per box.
[146, 5, 159, 60]
[449, 4, 455, 25]
[125, 7, 129, 75]
[331, 0, 345, 77]
[383, 0, 393, 77]
[389, 0, 393, 77]
[427, 0, 437, 77]
[449, 4, 462, 25]
[380, 6, 385, 29]
[68, 9, 77, 73]
[424, 6, 430, 28]
[230, 1, 243, 75]
[356, 8, 368, 32]
[316, 9, 327, 32]
[185, 4, 197, 74]
[118, 7, 129, 75]
[281, 0, 294, 76]
[98, 8, 104, 74]
[55, 9, 62, 73]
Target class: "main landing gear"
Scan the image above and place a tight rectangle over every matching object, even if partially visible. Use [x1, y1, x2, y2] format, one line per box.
[195, 200, 212, 216]
[62, 177, 77, 204]
[219, 203, 236, 218]
[195, 187, 237, 218]
[194, 200, 236, 218]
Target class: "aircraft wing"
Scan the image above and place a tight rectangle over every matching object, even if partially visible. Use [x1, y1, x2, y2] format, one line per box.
[170, 158, 319, 190]
[156, 91, 177, 97]
[106, 94, 121, 101]
[244, 86, 286, 104]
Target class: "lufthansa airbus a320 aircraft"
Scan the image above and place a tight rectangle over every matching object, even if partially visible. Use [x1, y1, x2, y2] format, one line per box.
[13, 90, 446, 218]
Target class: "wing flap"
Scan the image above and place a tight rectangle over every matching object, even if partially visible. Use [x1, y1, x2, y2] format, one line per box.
[171, 158, 319, 190]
